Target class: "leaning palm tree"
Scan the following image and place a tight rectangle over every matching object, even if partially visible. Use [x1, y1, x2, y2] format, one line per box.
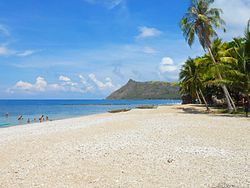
[198, 39, 240, 109]
[180, 57, 210, 110]
[180, 0, 236, 112]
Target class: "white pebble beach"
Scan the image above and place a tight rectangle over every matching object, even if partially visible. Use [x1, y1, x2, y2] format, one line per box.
[0, 104, 249, 188]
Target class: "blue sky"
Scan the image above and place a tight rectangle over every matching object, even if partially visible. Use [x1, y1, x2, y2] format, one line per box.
[0, 0, 249, 99]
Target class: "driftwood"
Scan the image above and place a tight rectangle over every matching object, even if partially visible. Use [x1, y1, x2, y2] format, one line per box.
[108, 108, 131, 113]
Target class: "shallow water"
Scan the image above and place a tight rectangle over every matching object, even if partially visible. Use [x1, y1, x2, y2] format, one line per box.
[0, 99, 181, 127]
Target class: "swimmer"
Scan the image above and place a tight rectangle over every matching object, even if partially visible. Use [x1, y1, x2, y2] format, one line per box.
[39, 115, 44, 122]
[18, 115, 23, 121]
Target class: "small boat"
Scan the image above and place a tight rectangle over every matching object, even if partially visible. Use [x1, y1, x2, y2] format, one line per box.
[136, 105, 158, 109]
[108, 108, 131, 113]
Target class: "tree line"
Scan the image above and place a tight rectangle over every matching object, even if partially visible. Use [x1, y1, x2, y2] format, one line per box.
[179, 0, 250, 112]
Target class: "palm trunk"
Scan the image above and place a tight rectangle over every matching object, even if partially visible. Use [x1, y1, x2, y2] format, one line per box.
[224, 86, 237, 111]
[207, 47, 236, 113]
[245, 73, 250, 100]
[196, 89, 202, 104]
[199, 88, 210, 111]
[221, 85, 234, 113]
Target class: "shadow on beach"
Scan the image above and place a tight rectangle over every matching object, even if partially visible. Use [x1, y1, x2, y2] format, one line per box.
[176, 104, 249, 119]
[175, 104, 210, 114]
[178, 107, 209, 114]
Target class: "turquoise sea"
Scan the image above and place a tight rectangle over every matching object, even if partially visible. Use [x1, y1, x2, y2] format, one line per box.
[0, 99, 181, 127]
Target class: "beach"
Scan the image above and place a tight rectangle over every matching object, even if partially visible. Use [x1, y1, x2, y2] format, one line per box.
[0, 104, 249, 188]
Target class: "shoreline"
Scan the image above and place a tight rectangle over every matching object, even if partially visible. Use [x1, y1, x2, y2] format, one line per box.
[0, 104, 249, 187]
[0, 102, 181, 128]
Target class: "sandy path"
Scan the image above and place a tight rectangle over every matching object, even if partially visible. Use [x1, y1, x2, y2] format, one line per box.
[0, 104, 249, 188]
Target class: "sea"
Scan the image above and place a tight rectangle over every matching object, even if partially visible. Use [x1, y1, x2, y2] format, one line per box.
[0, 99, 181, 127]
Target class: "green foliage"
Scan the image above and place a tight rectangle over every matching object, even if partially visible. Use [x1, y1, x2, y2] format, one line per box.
[179, 19, 250, 104]
[180, 0, 225, 49]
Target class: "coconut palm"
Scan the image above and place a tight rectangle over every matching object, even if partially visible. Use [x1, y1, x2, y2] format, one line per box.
[180, 58, 210, 110]
[198, 39, 239, 108]
[180, 58, 199, 102]
[233, 20, 250, 97]
[180, 0, 236, 112]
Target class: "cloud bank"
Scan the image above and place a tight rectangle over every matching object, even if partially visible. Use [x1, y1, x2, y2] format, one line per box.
[8, 74, 117, 95]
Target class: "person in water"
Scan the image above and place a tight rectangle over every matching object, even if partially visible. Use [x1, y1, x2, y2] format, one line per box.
[46, 116, 49, 121]
[27, 118, 31, 124]
[243, 97, 249, 117]
[39, 115, 44, 122]
[18, 115, 23, 121]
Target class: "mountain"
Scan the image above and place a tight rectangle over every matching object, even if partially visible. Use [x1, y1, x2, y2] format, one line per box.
[106, 79, 180, 100]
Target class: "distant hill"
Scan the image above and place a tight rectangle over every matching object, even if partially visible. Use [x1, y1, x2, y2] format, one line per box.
[106, 79, 180, 100]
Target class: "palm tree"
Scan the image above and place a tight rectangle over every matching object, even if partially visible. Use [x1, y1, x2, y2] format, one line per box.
[233, 20, 250, 98]
[202, 39, 237, 109]
[180, 58, 210, 110]
[180, 58, 200, 102]
[180, 0, 236, 112]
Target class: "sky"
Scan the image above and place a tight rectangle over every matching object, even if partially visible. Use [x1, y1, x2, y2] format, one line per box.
[0, 0, 249, 99]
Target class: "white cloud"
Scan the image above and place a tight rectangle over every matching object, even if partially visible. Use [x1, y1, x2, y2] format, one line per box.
[0, 45, 38, 57]
[137, 26, 162, 39]
[84, 0, 124, 9]
[49, 84, 65, 91]
[108, 0, 123, 9]
[59, 75, 71, 82]
[0, 24, 38, 57]
[0, 24, 10, 36]
[79, 75, 87, 84]
[0, 46, 11, 56]
[7, 74, 117, 95]
[15, 81, 33, 91]
[212, 0, 250, 39]
[59, 75, 78, 86]
[13, 77, 47, 93]
[52, 78, 88, 93]
[161, 57, 174, 65]
[159, 57, 178, 73]
[16, 50, 36, 57]
[8, 77, 65, 94]
[35, 77, 47, 91]
[89, 73, 114, 90]
[79, 75, 95, 92]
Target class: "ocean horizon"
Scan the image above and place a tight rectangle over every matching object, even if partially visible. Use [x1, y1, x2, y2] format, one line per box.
[0, 99, 181, 127]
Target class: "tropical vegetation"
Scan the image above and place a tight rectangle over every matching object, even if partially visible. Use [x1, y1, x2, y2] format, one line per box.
[179, 0, 250, 113]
